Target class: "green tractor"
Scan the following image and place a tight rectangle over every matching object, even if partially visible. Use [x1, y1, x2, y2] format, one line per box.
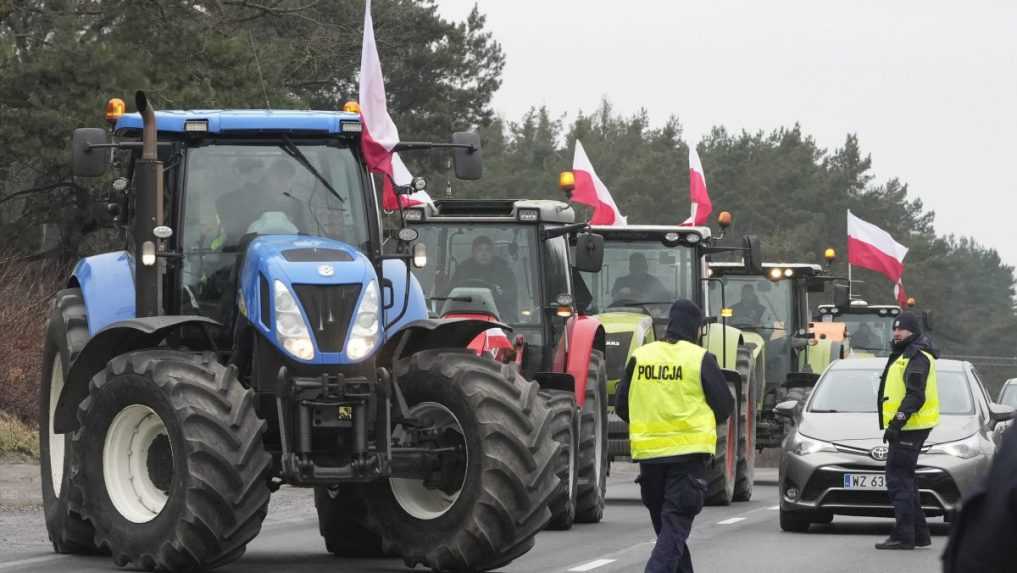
[707, 262, 848, 449]
[579, 223, 764, 505]
[814, 299, 905, 358]
[42, 94, 559, 572]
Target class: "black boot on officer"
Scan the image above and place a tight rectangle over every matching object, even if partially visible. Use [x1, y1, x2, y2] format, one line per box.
[874, 311, 939, 550]
[614, 300, 734, 573]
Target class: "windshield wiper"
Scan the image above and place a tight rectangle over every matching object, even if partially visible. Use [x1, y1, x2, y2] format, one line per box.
[429, 296, 472, 303]
[810, 409, 841, 413]
[279, 137, 345, 203]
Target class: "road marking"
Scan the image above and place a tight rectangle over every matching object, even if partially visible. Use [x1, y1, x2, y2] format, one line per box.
[0, 555, 64, 571]
[717, 517, 747, 525]
[768, 505, 780, 510]
[568, 558, 617, 571]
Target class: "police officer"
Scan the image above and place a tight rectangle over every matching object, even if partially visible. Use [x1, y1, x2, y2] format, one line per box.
[614, 299, 733, 573]
[875, 311, 939, 550]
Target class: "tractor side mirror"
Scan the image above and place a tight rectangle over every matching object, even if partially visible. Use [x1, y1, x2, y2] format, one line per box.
[743, 234, 763, 275]
[71, 128, 111, 177]
[833, 282, 850, 308]
[451, 131, 482, 180]
[922, 310, 934, 332]
[573, 232, 604, 273]
[806, 276, 826, 293]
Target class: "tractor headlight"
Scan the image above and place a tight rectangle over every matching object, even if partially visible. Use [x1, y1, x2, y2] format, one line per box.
[274, 280, 314, 361]
[346, 280, 380, 361]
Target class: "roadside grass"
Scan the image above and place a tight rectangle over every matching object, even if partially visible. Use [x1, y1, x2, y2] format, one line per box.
[0, 412, 39, 460]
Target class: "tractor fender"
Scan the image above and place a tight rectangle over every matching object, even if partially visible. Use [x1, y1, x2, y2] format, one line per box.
[702, 323, 744, 371]
[54, 315, 221, 434]
[377, 318, 511, 367]
[70, 251, 136, 335]
[559, 316, 606, 409]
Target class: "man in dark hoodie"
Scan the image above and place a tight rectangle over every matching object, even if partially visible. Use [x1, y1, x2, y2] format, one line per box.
[875, 311, 940, 550]
[614, 299, 733, 573]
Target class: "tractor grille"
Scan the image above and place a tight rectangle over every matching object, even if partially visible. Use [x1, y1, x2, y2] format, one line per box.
[293, 284, 362, 353]
[604, 332, 634, 380]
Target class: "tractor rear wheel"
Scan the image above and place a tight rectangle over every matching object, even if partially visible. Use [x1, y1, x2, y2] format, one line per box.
[72, 350, 271, 572]
[733, 345, 756, 502]
[39, 289, 98, 554]
[315, 485, 387, 557]
[705, 377, 739, 506]
[575, 350, 609, 523]
[542, 389, 578, 531]
[362, 350, 557, 572]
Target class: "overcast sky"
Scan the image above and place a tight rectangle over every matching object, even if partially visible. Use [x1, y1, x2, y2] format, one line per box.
[436, 1, 1017, 267]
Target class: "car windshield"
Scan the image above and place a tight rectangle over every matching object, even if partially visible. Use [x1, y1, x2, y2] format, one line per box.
[582, 240, 695, 319]
[179, 142, 368, 319]
[999, 383, 1017, 408]
[412, 223, 541, 325]
[809, 368, 975, 414]
[837, 313, 895, 353]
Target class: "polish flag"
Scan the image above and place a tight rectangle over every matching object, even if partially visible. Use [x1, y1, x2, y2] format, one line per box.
[572, 140, 626, 225]
[681, 144, 712, 226]
[847, 210, 909, 303]
[358, 0, 431, 210]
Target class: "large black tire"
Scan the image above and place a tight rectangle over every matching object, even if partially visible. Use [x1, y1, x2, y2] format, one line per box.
[542, 389, 578, 531]
[39, 289, 98, 554]
[315, 485, 387, 557]
[705, 377, 739, 506]
[362, 350, 558, 572]
[72, 350, 272, 571]
[575, 350, 609, 523]
[733, 345, 757, 502]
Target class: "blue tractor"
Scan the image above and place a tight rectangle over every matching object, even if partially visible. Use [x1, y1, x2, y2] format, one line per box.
[39, 92, 558, 572]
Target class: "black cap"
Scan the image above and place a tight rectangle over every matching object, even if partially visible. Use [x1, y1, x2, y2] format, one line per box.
[892, 311, 922, 335]
[666, 299, 705, 342]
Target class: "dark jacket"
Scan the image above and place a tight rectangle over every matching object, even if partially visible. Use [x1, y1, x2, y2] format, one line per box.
[614, 311, 734, 464]
[877, 334, 938, 430]
[942, 423, 1017, 572]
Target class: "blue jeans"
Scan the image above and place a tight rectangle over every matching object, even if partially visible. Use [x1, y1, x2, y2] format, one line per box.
[886, 428, 931, 544]
[639, 459, 706, 573]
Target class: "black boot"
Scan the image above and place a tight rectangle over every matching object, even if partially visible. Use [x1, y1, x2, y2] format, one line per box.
[875, 537, 915, 550]
[915, 534, 932, 547]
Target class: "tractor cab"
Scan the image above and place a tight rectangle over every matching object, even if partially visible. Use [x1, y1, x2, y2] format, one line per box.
[815, 300, 902, 357]
[404, 199, 605, 379]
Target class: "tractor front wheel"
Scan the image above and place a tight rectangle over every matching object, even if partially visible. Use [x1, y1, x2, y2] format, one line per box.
[362, 350, 558, 572]
[542, 389, 578, 530]
[733, 345, 757, 502]
[72, 350, 271, 572]
[39, 289, 97, 554]
[705, 377, 739, 506]
[575, 350, 609, 523]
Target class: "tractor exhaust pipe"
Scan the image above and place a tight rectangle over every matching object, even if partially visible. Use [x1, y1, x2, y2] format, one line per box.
[133, 90, 163, 317]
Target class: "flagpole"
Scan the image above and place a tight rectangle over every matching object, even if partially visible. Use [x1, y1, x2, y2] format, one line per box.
[848, 263, 853, 299]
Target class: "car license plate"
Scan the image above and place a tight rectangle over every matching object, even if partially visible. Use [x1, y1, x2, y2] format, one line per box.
[843, 473, 886, 489]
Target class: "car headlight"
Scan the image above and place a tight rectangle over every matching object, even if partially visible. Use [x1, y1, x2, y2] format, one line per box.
[346, 280, 380, 361]
[274, 280, 315, 361]
[789, 433, 837, 456]
[925, 433, 984, 459]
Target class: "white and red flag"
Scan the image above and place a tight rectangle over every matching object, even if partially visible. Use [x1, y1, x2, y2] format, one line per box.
[681, 144, 713, 226]
[358, 0, 431, 210]
[571, 140, 626, 225]
[847, 210, 909, 305]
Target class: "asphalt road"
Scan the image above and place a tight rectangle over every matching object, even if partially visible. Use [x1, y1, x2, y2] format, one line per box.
[0, 464, 949, 573]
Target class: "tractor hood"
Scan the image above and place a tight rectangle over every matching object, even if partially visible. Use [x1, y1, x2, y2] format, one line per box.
[238, 235, 379, 365]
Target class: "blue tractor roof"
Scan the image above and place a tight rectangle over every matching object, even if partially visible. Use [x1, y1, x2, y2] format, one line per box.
[114, 109, 362, 135]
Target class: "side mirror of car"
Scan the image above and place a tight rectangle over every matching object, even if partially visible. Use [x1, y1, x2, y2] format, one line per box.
[989, 403, 1016, 424]
[573, 232, 604, 272]
[773, 400, 798, 420]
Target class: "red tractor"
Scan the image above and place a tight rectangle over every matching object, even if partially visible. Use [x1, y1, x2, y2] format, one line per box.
[405, 199, 608, 529]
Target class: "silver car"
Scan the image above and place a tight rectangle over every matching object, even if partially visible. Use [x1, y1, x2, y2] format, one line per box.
[999, 378, 1017, 409]
[775, 358, 1016, 532]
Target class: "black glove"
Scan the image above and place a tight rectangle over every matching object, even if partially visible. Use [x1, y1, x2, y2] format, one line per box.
[882, 412, 907, 443]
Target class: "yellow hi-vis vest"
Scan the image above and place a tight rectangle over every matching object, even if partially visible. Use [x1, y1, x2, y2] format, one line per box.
[882, 351, 940, 430]
[628, 340, 716, 461]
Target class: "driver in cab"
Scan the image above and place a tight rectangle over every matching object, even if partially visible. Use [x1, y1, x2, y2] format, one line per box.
[729, 284, 767, 327]
[612, 253, 670, 303]
[448, 235, 518, 320]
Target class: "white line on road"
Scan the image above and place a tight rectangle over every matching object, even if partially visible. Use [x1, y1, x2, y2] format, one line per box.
[568, 558, 617, 571]
[0, 555, 63, 571]
[768, 505, 780, 510]
[717, 517, 747, 525]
